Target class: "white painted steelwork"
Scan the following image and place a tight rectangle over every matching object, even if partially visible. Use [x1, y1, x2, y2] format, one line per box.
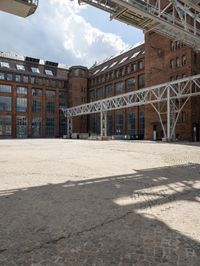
[78, 0, 200, 50]
[61, 74, 200, 140]
[0, 0, 38, 17]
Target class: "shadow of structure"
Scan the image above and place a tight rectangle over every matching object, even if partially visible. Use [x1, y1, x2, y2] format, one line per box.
[0, 163, 200, 266]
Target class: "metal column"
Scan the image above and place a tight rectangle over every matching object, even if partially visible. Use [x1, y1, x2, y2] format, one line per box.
[100, 111, 107, 138]
[67, 117, 73, 138]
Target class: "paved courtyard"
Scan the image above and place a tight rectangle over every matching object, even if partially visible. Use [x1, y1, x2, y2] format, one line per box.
[0, 139, 200, 266]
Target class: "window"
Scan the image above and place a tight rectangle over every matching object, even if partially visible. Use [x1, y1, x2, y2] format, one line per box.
[115, 113, 123, 134]
[46, 90, 55, 97]
[17, 87, 27, 95]
[182, 55, 186, 65]
[126, 65, 131, 74]
[32, 117, 42, 137]
[31, 67, 40, 74]
[138, 75, 145, 88]
[46, 102, 55, 114]
[16, 65, 25, 71]
[0, 62, 9, 68]
[30, 77, 36, 84]
[0, 96, 12, 111]
[178, 111, 187, 123]
[32, 100, 41, 112]
[16, 75, 21, 82]
[16, 98, 27, 112]
[107, 115, 112, 136]
[126, 78, 136, 90]
[138, 61, 144, 70]
[139, 112, 145, 138]
[0, 73, 5, 80]
[0, 84, 11, 93]
[131, 63, 137, 72]
[127, 113, 136, 135]
[115, 82, 124, 94]
[45, 69, 53, 76]
[46, 118, 55, 137]
[23, 76, 29, 83]
[176, 57, 181, 67]
[32, 88, 42, 97]
[7, 73, 13, 81]
[0, 115, 12, 136]
[170, 41, 175, 51]
[105, 84, 112, 95]
[16, 116, 27, 138]
[170, 59, 175, 68]
[59, 119, 67, 137]
[89, 90, 95, 102]
[50, 80, 56, 87]
[96, 87, 103, 97]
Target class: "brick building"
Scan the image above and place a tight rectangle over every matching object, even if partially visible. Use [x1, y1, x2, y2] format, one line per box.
[0, 52, 68, 138]
[0, 33, 200, 141]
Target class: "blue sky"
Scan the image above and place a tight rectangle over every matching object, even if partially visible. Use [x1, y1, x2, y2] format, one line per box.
[0, 0, 143, 67]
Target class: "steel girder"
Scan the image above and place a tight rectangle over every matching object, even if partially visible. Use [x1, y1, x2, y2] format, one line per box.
[61, 74, 200, 140]
[78, 0, 200, 50]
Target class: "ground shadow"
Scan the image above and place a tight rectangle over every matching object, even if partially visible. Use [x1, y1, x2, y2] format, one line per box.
[0, 163, 200, 265]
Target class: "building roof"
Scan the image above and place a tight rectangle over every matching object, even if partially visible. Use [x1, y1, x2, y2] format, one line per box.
[89, 41, 145, 76]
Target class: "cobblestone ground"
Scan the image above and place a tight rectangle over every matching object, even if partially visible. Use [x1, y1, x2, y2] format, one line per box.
[0, 139, 200, 266]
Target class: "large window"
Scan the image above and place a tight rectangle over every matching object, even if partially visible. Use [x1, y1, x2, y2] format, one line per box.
[115, 82, 124, 94]
[0, 96, 12, 111]
[31, 67, 40, 74]
[16, 116, 27, 138]
[0, 116, 12, 137]
[115, 113, 123, 134]
[16, 65, 25, 71]
[105, 84, 112, 95]
[96, 87, 103, 97]
[0, 62, 9, 68]
[32, 88, 42, 97]
[32, 100, 41, 112]
[32, 117, 42, 137]
[127, 113, 136, 135]
[17, 87, 27, 95]
[0, 73, 5, 80]
[139, 112, 145, 139]
[46, 90, 56, 98]
[16, 98, 27, 112]
[59, 119, 67, 137]
[46, 118, 55, 137]
[138, 75, 145, 88]
[126, 78, 136, 90]
[23, 76, 29, 83]
[107, 115, 113, 136]
[46, 102, 55, 114]
[0, 85, 11, 93]
[7, 73, 13, 81]
[15, 75, 21, 82]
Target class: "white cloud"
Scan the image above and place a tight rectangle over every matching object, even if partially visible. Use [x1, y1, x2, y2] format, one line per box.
[0, 0, 130, 67]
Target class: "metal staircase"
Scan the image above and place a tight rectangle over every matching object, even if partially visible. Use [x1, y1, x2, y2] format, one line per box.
[0, 0, 38, 17]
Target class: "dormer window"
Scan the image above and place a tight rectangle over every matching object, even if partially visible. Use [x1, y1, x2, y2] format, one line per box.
[45, 69, 53, 76]
[0, 62, 9, 68]
[16, 64, 25, 71]
[31, 67, 40, 73]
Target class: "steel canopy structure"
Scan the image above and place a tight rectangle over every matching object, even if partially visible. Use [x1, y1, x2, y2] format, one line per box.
[61, 74, 200, 141]
[78, 0, 200, 50]
[0, 0, 38, 17]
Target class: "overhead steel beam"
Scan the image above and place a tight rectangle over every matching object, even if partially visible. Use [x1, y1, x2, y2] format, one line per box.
[79, 0, 200, 50]
[61, 74, 200, 141]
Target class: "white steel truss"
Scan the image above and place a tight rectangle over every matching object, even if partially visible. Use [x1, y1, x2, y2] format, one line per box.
[61, 74, 200, 140]
[78, 0, 200, 50]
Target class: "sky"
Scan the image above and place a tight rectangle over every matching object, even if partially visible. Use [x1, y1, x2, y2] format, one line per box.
[0, 0, 144, 67]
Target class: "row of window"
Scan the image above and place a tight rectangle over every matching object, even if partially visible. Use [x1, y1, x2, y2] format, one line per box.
[89, 112, 145, 137]
[0, 61, 54, 76]
[0, 85, 63, 99]
[0, 72, 64, 88]
[0, 96, 56, 114]
[170, 41, 184, 51]
[89, 75, 145, 100]
[170, 74, 187, 81]
[90, 60, 144, 86]
[170, 55, 186, 69]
